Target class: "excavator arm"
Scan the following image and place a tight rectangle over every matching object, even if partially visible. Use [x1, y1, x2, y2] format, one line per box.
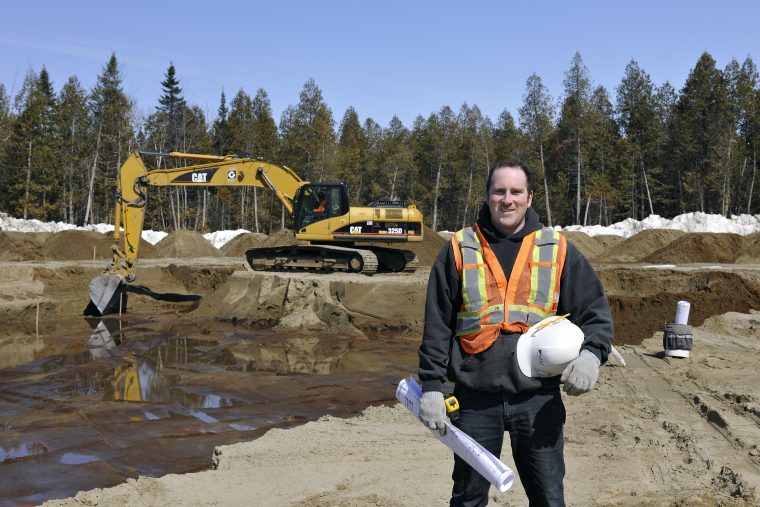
[112, 151, 306, 278]
[89, 151, 307, 314]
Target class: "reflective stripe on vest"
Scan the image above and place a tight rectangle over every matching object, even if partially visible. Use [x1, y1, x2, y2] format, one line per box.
[452, 225, 567, 354]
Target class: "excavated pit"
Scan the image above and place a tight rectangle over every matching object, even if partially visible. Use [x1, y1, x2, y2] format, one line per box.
[0, 228, 759, 504]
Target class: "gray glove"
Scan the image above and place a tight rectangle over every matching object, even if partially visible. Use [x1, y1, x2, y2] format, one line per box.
[419, 391, 447, 435]
[561, 349, 601, 396]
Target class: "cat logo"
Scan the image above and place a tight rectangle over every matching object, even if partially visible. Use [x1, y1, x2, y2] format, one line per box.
[171, 168, 217, 184]
[349, 226, 363, 234]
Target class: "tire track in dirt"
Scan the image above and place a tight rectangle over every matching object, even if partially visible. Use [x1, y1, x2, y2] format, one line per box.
[624, 349, 759, 501]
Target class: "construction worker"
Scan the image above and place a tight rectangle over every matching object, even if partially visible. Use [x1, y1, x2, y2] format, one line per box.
[418, 161, 613, 506]
[313, 191, 327, 213]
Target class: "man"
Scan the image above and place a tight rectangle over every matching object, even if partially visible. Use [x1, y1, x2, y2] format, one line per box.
[418, 161, 613, 507]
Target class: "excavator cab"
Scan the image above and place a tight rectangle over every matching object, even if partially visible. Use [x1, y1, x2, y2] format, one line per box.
[293, 183, 349, 231]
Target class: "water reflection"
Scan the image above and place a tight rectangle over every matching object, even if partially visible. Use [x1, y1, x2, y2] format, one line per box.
[60, 452, 99, 465]
[49, 322, 247, 409]
[0, 442, 48, 462]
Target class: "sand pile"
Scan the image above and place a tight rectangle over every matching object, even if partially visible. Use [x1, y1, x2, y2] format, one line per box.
[154, 230, 222, 258]
[561, 231, 614, 261]
[260, 229, 302, 248]
[44, 230, 119, 260]
[220, 232, 268, 257]
[407, 224, 448, 266]
[737, 232, 760, 263]
[0, 231, 49, 261]
[599, 229, 685, 263]
[0, 230, 159, 261]
[593, 234, 625, 251]
[361, 224, 448, 266]
[643, 232, 745, 264]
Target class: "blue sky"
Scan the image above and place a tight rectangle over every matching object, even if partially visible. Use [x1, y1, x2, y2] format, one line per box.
[2, 1, 758, 128]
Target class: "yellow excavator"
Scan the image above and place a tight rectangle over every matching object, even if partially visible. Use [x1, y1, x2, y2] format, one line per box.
[88, 151, 424, 315]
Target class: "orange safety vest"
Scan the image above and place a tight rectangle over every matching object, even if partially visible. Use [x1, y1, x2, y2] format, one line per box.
[452, 224, 567, 354]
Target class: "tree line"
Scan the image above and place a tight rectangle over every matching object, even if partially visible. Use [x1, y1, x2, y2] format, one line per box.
[0, 51, 758, 234]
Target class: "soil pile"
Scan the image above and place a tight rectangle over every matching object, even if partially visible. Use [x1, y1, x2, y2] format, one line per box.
[362, 224, 447, 266]
[154, 230, 221, 258]
[220, 232, 268, 257]
[408, 224, 448, 266]
[0, 231, 49, 261]
[738, 232, 760, 263]
[643, 232, 744, 264]
[599, 229, 685, 263]
[594, 234, 625, 252]
[561, 231, 610, 261]
[260, 229, 301, 248]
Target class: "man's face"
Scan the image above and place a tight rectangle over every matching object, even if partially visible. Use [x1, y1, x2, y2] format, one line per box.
[487, 167, 533, 235]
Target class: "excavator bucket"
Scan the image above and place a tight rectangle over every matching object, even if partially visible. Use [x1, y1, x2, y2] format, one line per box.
[88, 274, 126, 316]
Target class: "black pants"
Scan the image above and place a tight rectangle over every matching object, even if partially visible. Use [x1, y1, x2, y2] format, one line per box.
[450, 387, 566, 507]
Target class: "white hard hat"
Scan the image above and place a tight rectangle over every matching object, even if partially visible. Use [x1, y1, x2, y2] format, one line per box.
[516, 315, 584, 378]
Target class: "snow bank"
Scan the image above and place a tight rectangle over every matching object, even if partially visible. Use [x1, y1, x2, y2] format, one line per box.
[2, 211, 759, 247]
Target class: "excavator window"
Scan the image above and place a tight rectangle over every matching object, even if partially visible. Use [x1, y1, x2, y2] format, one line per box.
[294, 184, 348, 229]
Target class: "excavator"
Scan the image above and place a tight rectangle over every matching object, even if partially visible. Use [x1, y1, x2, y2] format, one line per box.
[88, 151, 424, 315]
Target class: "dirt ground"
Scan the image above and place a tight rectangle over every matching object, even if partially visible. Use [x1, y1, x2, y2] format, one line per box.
[0, 227, 759, 506]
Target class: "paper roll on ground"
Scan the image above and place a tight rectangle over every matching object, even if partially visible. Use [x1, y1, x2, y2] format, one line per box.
[395, 377, 515, 493]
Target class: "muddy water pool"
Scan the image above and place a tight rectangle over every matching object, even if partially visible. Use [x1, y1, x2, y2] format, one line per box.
[0, 316, 418, 506]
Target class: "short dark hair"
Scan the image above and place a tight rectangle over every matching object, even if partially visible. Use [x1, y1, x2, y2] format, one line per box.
[485, 160, 533, 196]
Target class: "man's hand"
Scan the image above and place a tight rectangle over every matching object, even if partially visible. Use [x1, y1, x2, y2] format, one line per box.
[419, 391, 447, 435]
[561, 349, 601, 396]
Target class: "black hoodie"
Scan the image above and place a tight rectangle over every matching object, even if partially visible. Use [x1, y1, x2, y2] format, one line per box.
[418, 203, 613, 395]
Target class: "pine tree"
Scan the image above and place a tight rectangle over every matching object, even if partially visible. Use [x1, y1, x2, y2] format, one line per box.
[251, 89, 278, 160]
[55, 76, 90, 223]
[519, 73, 555, 225]
[381, 115, 416, 204]
[584, 85, 621, 224]
[87, 52, 134, 225]
[212, 89, 229, 155]
[250, 88, 279, 232]
[733, 57, 759, 213]
[3, 67, 58, 219]
[157, 63, 186, 151]
[555, 52, 592, 224]
[671, 52, 730, 213]
[336, 106, 368, 203]
[279, 79, 336, 182]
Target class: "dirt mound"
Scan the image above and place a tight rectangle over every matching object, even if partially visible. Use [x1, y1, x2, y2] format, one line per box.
[260, 229, 301, 248]
[154, 230, 222, 258]
[0, 231, 50, 261]
[402, 225, 448, 266]
[360, 225, 447, 267]
[600, 229, 685, 263]
[643, 233, 744, 264]
[737, 232, 760, 263]
[594, 234, 625, 251]
[220, 233, 269, 257]
[43, 230, 118, 260]
[561, 231, 611, 261]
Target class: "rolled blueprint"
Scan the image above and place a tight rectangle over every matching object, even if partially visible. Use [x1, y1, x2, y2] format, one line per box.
[675, 300, 690, 325]
[396, 377, 515, 492]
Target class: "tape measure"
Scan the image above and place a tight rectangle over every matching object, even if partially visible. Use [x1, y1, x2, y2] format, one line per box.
[444, 395, 460, 422]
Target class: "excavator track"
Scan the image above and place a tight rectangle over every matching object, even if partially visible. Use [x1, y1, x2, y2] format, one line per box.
[244, 245, 379, 274]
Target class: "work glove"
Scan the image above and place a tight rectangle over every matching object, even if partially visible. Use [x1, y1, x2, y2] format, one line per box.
[419, 390, 447, 435]
[560, 349, 600, 396]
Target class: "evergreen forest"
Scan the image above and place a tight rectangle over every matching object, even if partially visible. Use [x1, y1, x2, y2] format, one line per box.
[0, 51, 758, 234]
